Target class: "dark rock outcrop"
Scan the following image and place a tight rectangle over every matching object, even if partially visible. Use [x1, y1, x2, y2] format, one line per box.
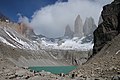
[64, 25, 74, 38]
[93, 0, 120, 55]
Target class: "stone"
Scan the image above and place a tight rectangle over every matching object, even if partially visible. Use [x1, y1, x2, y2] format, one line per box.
[78, 77, 86, 80]
[95, 67, 101, 71]
[29, 76, 43, 80]
[8, 74, 17, 79]
[109, 66, 117, 71]
[0, 58, 3, 61]
[4, 69, 10, 73]
[94, 78, 102, 80]
[71, 72, 76, 79]
[7, 72, 14, 76]
[59, 73, 65, 77]
[22, 75, 30, 79]
[15, 69, 27, 77]
[112, 75, 120, 80]
[0, 71, 3, 74]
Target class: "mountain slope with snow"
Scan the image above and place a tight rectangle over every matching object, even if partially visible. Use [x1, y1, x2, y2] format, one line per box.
[0, 23, 92, 67]
[41, 37, 93, 51]
[0, 25, 40, 50]
[0, 22, 93, 51]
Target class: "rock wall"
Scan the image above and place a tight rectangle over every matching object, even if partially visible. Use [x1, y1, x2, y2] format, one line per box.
[18, 23, 36, 39]
[93, 0, 120, 55]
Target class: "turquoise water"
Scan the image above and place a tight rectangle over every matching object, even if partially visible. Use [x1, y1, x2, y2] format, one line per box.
[29, 66, 77, 74]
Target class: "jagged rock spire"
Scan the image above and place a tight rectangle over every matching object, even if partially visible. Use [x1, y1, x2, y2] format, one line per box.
[83, 17, 97, 36]
[64, 25, 74, 38]
[74, 15, 84, 38]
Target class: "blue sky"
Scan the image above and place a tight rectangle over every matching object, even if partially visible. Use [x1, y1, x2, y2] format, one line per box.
[0, 0, 112, 37]
[0, 0, 67, 22]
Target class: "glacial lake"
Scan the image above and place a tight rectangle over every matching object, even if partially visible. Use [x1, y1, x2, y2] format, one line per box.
[29, 66, 77, 74]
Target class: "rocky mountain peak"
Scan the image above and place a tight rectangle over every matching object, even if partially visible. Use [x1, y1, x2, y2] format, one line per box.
[74, 15, 84, 38]
[0, 12, 10, 22]
[93, 0, 120, 55]
[64, 25, 74, 38]
[83, 17, 97, 36]
[18, 23, 36, 39]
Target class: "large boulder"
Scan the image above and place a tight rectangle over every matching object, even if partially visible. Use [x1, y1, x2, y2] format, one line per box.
[74, 15, 84, 38]
[93, 0, 120, 55]
[83, 17, 97, 36]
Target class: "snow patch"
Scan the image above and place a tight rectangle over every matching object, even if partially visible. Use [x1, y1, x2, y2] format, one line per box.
[3, 27, 39, 50]
[41, 37, 93, 51]
[0, 36, 16, 47]
[116, 50, 120, 54]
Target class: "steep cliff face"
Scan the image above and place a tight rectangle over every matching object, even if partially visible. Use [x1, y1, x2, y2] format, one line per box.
[93, 0, 120, 55]
[74, 15, 84, 38]
[18, 23, 36, 40]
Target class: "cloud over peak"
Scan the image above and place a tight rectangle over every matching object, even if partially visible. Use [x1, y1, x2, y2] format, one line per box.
[23, 0, 112, 38]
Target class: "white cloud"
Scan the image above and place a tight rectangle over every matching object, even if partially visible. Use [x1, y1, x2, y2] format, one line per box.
[17, 13, 29, 24]
[29, 0, 112, 38]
